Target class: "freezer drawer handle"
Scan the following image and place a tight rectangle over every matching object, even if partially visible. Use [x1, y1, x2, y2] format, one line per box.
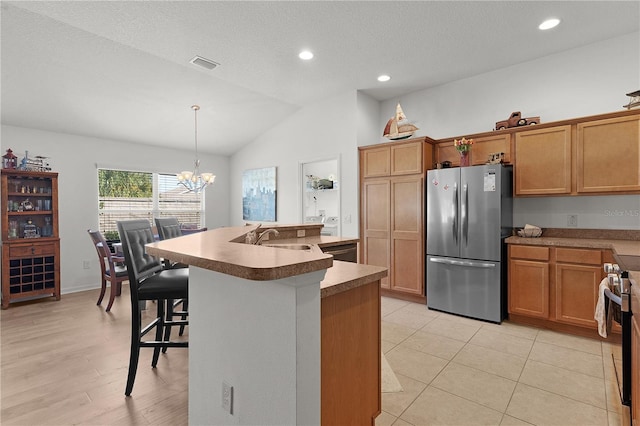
[429, 257, 496, 268]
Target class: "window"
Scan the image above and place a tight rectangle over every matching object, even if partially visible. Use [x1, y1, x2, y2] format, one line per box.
[98, 169, 203, 238]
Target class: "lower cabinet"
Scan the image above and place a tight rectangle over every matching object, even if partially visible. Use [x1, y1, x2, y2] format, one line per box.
[321, 279, 380, 425]
[508, 245, 550, 319]
[508, 244, 609, 335]
[2, 240, 61, 309]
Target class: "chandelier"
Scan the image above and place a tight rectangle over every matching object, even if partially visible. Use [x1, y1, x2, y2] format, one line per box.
[177, 105, 215, 193]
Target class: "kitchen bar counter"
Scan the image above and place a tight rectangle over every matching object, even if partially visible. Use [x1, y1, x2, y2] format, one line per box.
[146, 224, 385, 296]
[145, 224, 387, 425]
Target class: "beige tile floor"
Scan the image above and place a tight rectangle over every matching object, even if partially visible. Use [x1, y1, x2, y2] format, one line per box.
[376, 297, 629, 426]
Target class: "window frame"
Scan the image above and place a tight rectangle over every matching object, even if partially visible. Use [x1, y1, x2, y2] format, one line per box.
[97, 168, 205, 236]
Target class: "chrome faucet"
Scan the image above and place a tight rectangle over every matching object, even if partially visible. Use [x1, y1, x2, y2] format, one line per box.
[254, 228, 280, 245]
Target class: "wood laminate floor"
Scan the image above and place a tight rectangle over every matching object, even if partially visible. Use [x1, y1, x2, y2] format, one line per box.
[1, 286, 188, 425]
[0, 287, 631, 425]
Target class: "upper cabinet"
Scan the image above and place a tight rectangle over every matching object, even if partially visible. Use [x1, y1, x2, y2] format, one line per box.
[391, 141, 423, 175]
[514, 125, 572, 196]
[576, 115, 640, 193]
[436, 134, 512, 167]
[434, 109, 640, 197]
[361, 146, 390, 178]
[361, 138, 433, 178]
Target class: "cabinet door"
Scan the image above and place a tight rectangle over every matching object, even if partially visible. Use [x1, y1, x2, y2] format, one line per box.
[391, 141, 422, 175]
[515, 125, 572, 195]
[555, 263, 600, 328]
[577, 115, 640, 193]
[435, 141, 460, 166]
[470, 134, 512, 166]
[390, 176, 423, 296]
[508, 258, 549, 319]
[362, 179, 390, 288]
[361, 147, 390, 178]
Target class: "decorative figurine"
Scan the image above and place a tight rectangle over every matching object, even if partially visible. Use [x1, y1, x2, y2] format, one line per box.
[495, 111, 540, 130]
[383, 102, 419, 140]
[623, 90, 640, 109]
[2, 149, 18, 169]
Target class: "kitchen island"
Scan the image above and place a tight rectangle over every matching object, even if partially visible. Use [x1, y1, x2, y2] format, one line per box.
[146, 224, 387, 426]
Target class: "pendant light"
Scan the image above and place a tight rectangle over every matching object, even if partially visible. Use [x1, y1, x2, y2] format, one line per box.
[177, 105, 215, 192]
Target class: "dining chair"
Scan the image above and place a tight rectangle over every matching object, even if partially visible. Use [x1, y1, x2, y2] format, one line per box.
[117, 219, 189, 396]
[88, 229, 128, 312]
[155, 218, 189, 342]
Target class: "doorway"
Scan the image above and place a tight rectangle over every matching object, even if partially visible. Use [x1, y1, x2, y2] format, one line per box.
[300, 157, 340, 236]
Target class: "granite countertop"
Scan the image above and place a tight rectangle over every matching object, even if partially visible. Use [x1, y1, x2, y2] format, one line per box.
[145, 224, 387, 297]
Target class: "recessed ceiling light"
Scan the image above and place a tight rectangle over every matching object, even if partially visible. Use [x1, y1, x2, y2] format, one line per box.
[299, 50, 314, 60]
[377, 75, 391, 82]
[539, 18, 560, 30]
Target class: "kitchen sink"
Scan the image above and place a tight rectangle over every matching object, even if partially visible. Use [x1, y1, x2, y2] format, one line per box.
[262, 243, 312, 251]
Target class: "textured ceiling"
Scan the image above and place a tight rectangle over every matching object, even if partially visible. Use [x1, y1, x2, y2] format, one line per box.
[2, 1, 638, 156]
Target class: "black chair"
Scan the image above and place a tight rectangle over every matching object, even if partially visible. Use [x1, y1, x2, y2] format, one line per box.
[155, 218, 188, 269]
[155, 218, 189, 340]
[117, 219, 189, 396]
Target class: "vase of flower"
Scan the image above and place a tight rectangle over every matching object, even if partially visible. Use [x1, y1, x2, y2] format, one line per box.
[459, 151, 470, 167]
[454, 137, 474, 167]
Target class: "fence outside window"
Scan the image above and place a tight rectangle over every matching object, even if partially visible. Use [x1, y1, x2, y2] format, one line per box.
[98, 170, 203, 236]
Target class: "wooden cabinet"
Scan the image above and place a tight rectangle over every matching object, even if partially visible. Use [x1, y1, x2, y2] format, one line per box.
[554, 248, 602, 328]
[508, 244, 613, 336]
[514, 125, 572, 196]
[361, 140, 424, 178]
[359, 138, 428, 302]
[390, 176, 423, 296]
[391, 141, 423, 175]
[508, 245, 550, 319]
[362, 146, 390, 178]
[362, 178, 391, 289]
[1, 169, 60, 308]
[577, 115, 640, 193]
[436, 134, 512, 167]
[321, 279, 380, 425]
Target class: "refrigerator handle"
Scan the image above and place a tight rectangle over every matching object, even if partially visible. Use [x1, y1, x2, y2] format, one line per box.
[429, 257, 496, 268]
[453, 183, 458, 245]
[462, 183, 468, 245]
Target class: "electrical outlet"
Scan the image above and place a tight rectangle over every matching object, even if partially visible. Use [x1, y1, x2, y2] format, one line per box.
[297, 229, 305, 237]
[567, 214, 578, 227]
[83, 260, 91, 269]
[222, 381, 233, 415]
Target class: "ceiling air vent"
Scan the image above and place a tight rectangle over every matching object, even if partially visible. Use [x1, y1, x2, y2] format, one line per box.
[190, 56, 219, 70]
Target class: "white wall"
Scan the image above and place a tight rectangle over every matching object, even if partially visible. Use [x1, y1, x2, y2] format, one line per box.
[370, 32, 640, 230]
[230, 91, 360, 237]
[1, 125, 230, 294]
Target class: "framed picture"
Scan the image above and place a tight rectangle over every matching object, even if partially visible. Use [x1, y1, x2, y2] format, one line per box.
[242, 167, 277, 221]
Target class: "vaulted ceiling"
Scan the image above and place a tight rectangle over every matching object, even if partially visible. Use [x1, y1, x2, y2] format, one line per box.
[2, 1, 638, 155]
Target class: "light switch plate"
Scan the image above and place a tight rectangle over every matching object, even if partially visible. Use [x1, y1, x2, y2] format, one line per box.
[297, 230, 305, 237]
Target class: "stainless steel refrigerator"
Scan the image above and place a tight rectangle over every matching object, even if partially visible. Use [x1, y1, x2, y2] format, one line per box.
[426, 164, 512, 323]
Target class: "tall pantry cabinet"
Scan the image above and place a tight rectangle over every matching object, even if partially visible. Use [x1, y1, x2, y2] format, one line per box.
[1, 169, 60, 309]
[359, 138, 433, 303]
